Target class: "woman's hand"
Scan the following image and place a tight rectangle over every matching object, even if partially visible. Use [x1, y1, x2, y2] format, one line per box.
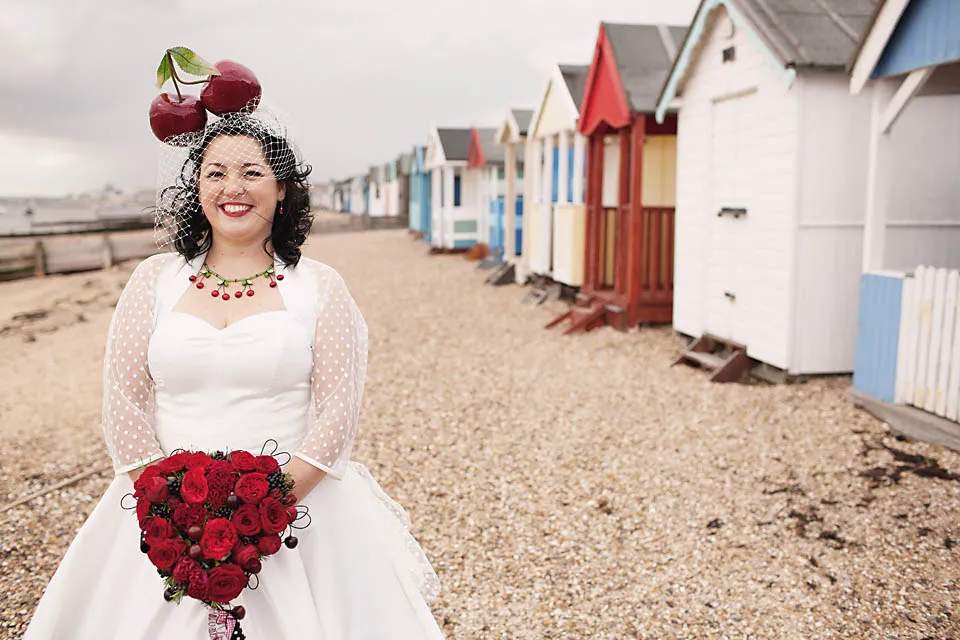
[285, 456, 327, 503]
[128, 466, 145, 484]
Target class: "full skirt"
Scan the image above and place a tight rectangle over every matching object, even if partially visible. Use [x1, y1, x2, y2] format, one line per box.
[23, 462, 444, 640]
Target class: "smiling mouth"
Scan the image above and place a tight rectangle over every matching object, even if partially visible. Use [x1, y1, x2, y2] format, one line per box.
[220, 203, 253, 217]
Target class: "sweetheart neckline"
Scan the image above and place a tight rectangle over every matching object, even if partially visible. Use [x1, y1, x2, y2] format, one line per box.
[167, 309, 291, 333]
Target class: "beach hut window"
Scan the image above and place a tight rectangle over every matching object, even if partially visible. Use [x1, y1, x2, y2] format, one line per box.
[517, 165, 524, 179]
[497, 166, 505, 180]
[454, 175, 462, 207]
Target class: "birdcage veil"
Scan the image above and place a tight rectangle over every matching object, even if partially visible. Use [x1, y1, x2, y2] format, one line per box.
[152, 98, 306, 249]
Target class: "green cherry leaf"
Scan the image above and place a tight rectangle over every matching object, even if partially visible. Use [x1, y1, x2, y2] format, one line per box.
[168, 46, 220, 78]
[156, 55, 172, 89]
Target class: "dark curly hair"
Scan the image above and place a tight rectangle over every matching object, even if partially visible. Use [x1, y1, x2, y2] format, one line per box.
[156, 113, 313, 266]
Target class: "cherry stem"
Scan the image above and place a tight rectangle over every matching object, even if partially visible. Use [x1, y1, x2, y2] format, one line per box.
[165, 50, 210, 104]
[166, 52, 183, 102]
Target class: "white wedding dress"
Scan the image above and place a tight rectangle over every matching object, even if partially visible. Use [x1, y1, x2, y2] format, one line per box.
[23, 252, 444, 640]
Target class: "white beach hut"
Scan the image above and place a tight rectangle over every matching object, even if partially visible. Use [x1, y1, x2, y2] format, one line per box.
[424, 126, 478, 251]
[657, 0, 881, 381]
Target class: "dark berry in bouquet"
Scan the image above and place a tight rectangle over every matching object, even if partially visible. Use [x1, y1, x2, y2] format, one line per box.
[123, 441, 309, 639]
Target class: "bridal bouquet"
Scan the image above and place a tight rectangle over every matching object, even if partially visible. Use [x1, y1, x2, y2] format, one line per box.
[125, 442, 310, 639]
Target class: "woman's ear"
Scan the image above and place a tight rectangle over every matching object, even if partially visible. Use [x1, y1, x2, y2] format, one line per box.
[278, 182, 287, 203]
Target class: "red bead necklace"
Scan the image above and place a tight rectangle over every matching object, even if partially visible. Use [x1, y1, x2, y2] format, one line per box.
[188, 262, 284, 301]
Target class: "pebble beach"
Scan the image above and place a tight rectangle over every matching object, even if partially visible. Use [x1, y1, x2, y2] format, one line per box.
[1, 224, 959, 639]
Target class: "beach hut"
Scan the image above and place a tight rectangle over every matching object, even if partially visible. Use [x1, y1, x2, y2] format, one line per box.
[348, 176, 365, 215]
[397, 152, 412, 226]
[547, 23, 686, 335]
[408, 144, 433, 240]
[655, 0, 880, 382]
[366, 165, 386, 217]
[383, 159, 398, 217]
[490, 108, 533, 284]
[424, 126, 478, 251]
[846, 0, 960, 434]
[466, 126, 508, 262]
[526, 65, 589, 290]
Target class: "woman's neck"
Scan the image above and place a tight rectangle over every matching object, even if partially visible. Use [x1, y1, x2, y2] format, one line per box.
[205, 237, 274, 273]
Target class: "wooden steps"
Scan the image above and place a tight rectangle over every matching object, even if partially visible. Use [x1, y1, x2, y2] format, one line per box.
[673, 334, 754, 383]
[485, 262, 515, 286]
[545, 303, 606, 334]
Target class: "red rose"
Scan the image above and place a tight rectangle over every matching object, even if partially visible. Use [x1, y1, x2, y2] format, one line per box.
[186, 452, 213, 471]
[200, 518, 238, 561]
[255, 455, 280, 475]
[180, 467, 209, 505]
[234, 473, 269, 505]
[207, 563, 247, 603]
[143, 517, 175, 545]
[257, 534, 282, 555]
[258, 497, 288, 535]
[144, 476, 169, 503]
[232, 544, 261, 573]
[231, 504, 261, 537]
[187, 568, 208, 600]
[136, 497, 152, 526]
[133, 465, 161, 496]
[157, 451, 190, 474]
[229, 451, 257, 473]
[147, 538, 186, 571]
[172, 556, 198, 584]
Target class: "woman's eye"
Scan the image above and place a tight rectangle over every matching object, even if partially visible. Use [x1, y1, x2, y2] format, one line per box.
[244, 171, 264, 179]
[205, 171, 225, 179]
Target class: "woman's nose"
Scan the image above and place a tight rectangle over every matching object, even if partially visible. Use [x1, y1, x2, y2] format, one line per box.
[223, 171, 245, 196]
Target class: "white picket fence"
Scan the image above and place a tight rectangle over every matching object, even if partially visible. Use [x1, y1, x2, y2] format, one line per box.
[896, 265, 960, 421]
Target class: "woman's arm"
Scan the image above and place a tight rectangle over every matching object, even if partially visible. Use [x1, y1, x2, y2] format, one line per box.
[103, 255, 168, 477]
[292, 265, 369, 484]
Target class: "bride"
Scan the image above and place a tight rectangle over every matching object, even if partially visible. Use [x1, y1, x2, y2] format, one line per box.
[23, 107, 444, 639]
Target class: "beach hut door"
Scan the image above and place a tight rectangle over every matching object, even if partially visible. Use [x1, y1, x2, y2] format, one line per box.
[705, 94, 754, 344]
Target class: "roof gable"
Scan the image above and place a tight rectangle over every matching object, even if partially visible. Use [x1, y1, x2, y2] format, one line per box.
[467, 128, 502, 168]
[532, 64, 588, 138]
[559, 64, 590, 108]
[656, 0, 878, 122]
[579, 23, 686, 135]
[437, 128, 472, 162]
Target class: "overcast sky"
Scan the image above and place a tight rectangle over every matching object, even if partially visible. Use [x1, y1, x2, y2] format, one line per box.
[0, 0, 699, 197]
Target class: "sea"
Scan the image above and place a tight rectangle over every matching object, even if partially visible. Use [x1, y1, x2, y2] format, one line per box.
[0, 197, 154, 236]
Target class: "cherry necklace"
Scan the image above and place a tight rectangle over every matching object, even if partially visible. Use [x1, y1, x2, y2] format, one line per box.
[189, 262, 284, 300]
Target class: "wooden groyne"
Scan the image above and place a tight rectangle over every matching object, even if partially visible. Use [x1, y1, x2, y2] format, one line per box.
[0, 211, 407, 282]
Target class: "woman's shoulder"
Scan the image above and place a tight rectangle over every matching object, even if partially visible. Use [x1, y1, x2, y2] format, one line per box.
[127, 252, 180, 283]
[292, 256, 347, 286]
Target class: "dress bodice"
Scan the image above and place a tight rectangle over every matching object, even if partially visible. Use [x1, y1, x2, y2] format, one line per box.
[147, 308, 314, 456]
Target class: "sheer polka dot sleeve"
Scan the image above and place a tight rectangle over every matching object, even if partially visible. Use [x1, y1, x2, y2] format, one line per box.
[102, 254, 169, 475]
[294, 265, 369, 480]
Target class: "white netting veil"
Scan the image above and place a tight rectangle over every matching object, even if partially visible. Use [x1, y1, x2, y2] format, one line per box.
[153, 99, 306, 249]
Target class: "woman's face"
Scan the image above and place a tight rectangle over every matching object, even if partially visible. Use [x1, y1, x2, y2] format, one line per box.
[197, 134, 286, 246]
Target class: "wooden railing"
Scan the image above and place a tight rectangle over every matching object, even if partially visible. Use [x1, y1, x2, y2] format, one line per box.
[638, 206, 675, 300]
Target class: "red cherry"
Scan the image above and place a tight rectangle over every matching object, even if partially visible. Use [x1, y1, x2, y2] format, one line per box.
[269, 281, 277, 288]
[284, 536, 298, 549]
[233, 606, 246, 620]
[148, 93, 207, 143]
[246, 290, 254, 297]
[187, 525, 203, 540]
[196, 282, 204, 289]
[276, 274, 284, 281]
[222, 293, 230, 300]
[234, 291, 242, 298]
[211, 290, 219, 297]
[188, 544, 202, 560]
[189, 275, 197, 282]
[200, 60, 262, 116]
